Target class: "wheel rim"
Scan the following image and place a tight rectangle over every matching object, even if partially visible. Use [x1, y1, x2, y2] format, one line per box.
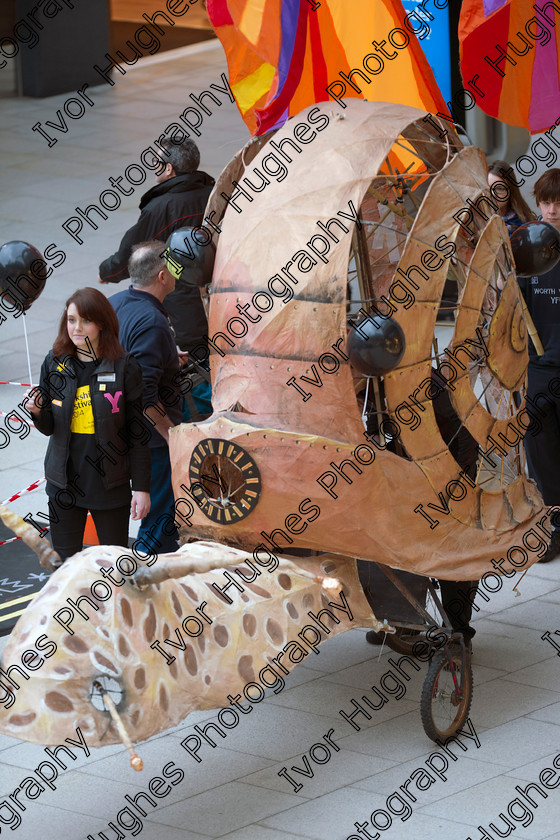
[429, 654, 470, 739]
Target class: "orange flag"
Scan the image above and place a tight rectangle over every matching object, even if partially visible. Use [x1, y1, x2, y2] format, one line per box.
[207, 0, 450, 136]
[459, 0, 560, 133]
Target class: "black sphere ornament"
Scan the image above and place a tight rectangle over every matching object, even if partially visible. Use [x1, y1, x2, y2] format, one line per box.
[347, 315, 405, 376]
[164, 227, 216, 287]
[0, 241, 47, 313]
[510, 221, 560, 277]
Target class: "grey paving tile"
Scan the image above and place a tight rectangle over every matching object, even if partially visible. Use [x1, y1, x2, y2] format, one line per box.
[290, 628, 376, 673]
[0, 468, 45, 506]
[0, 732, 23, 751]
[471, 572, 560, 617]
[526, 702, 560, 725]
[503, 749, 560, 781]
[505, 660, 560, 693]
[519, 560, 560, 581]
[16, 769, 163, 820]
[418, 772, 558, 838]
[486, 600, 560, 633]
[261, 785, 479, 840]
[0, 435, 47, 471]
[148, 781, 304, 835]
[0, 738, 123, 773]
[241, 746, 396, 799]
[469, 677, 560, 729]
[320, 649, 425, 685]
[333, 708, 441, 763]
[78, 739, 275, 799]
[266, 672, 420, 724]
[453, 618, 555, 670]
[0, 756, 37, 795]
[467, 718, 560, 768]
[215, 827, 307, 840]
[130, 824, 210, 840]
[352, 753, 506, 804]
[0, 801, 116, 840]
[168, 703, 343, 763]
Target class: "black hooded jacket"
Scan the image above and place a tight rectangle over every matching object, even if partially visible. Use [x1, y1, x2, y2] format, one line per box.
[99, 171, 215, 352]
[34, 351, 151, 497]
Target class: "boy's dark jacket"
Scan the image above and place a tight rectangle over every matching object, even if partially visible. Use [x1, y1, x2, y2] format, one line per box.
[34, 351, 151, 492]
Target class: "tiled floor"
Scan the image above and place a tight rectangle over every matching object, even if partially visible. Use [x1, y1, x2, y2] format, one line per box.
[1, 40, 560, 840]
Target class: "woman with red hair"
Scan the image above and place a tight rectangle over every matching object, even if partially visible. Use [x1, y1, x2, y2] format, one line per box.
[24, 288, 151, 563]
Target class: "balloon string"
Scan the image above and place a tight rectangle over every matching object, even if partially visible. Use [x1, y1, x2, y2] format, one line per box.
[21, 314, 33, 388]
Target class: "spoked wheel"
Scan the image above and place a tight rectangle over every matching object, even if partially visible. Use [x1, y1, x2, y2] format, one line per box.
[420, 648, 473, 741]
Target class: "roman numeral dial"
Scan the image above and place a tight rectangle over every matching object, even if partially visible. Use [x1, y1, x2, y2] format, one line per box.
[188, 439, 261, 524]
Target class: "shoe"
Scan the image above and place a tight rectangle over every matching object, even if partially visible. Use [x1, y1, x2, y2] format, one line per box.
[365, 630, 385, 645]
[539, 530, 560, 563]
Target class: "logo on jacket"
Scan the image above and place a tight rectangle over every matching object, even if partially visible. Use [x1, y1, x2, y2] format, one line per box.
[104, 391, 123, 413]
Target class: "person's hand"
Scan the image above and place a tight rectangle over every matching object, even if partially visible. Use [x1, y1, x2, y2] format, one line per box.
[22, 387, 43, 416]
[131, 491, 150, 520]
[177, 348, 189, 367]
[98, 275, 110, 285]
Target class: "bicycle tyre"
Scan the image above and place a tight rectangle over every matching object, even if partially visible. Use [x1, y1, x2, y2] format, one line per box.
[420, 648, 473, 741]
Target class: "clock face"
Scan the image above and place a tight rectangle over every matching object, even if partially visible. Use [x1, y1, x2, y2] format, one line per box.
[188, 438, 261, 524]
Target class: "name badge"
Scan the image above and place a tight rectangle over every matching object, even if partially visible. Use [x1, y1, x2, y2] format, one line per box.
[98, 374, 116, 382]
[52, 399, 62, 407]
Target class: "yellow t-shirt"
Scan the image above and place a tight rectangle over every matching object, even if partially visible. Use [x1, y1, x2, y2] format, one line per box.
[70, 385, 95, 434]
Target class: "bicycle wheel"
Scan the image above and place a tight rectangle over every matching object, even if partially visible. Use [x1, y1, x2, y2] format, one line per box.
[420, 648, 473, 741]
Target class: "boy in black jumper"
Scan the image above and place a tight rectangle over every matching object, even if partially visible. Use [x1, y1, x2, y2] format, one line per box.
[519, 169, 560, 562]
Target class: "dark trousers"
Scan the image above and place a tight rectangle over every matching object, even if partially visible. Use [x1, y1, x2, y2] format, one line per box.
[524, 364, 560, 505]
[439, 579, 478, 640]
[48, 499, 130, 561]
[135, 445, 179, 555]
[432, 380, 479, 638]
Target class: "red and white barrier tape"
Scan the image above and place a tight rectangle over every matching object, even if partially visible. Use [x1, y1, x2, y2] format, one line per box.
[0, 411, 36, 428]
[2, 477, 45, 506]
[0, 381, 36, 387]
[0, 478, 47, 546]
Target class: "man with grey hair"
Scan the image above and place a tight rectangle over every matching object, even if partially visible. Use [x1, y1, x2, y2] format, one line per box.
[110, 240, 186, 555]
[99, 138, 214, 357]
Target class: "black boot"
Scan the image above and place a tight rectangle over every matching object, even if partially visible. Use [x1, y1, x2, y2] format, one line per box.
[539, 530, 560, 563]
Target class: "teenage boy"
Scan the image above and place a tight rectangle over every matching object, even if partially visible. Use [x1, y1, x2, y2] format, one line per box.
[518, 169, 560, 562]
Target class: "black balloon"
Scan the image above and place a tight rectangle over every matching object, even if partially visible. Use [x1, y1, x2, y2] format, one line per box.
[165, 227, 216, 287]
[347, 315, 405, 376]
[0, 241, 47, 313]
[510, 221, 560, 277]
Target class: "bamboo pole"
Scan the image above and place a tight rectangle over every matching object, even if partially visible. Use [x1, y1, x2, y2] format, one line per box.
[0, 504, 61, 571]
[99, 687, 143, 772]
[520, 297, 544, 356]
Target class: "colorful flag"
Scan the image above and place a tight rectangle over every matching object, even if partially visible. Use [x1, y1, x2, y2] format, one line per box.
[207, 0, 449, 136]
[459, 0, 560, 133]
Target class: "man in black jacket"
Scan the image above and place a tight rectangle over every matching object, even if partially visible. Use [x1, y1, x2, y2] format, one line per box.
[111, 241, 186, 556]
[99, 139, 214, 357]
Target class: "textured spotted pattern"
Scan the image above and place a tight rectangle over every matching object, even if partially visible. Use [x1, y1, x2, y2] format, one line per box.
[0, 542, 380, 747]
